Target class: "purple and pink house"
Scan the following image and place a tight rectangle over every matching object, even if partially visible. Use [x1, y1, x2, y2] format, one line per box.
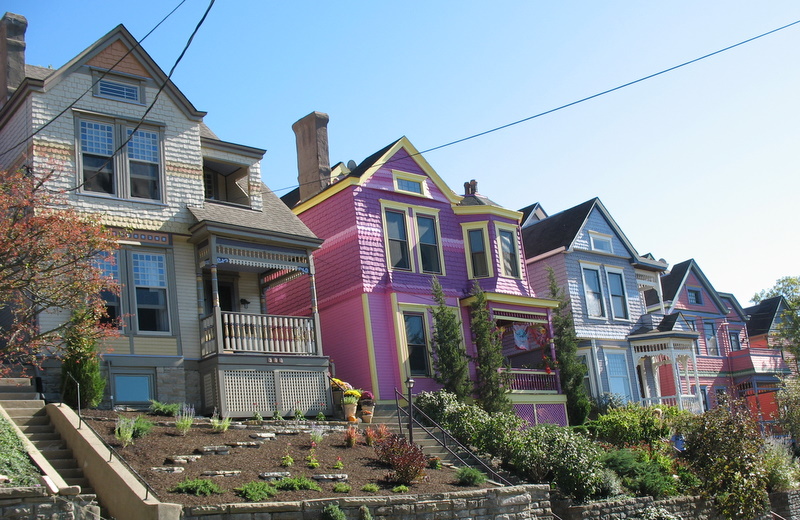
[273, 112, 568, 426]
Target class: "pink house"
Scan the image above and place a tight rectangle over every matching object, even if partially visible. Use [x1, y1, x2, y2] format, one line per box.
[274, 112, 567, 425]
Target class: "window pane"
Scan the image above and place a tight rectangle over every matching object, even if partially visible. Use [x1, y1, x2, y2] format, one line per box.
[114, 374, 152, 402]
[417, 216, 441, 273]
[704, 322, 718, 355]
[608, 272, 628, 319]
[468, 229, 489, 277]
[404, 314, 429, 376]
[132, 253, 167, 287]
[397, 178, 422, 194]
[607, 353, 632, 400]
[136, 287, 168, 331]
[130, 162, 160, 199]
[499, 230, 519, 277]
[385, 211, 410, 270]
[583, 268, 605, 317]
[729, 332, 741, 351]
[80, 121, 114, 155]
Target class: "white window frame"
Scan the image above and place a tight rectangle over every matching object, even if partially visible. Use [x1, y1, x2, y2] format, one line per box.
[703, 321, 719, 356]
[580, 263, 606, 319]
[495, 223, 521, 279]
[131, 252, 171, 334]
[392, 170, 430, 198]
[729, 330, 742, 351]
[75, 111, 165, 202]
[91, 70, 146, 105]
[578, 351, 597, 399]
[605, 267, 629, 320]
[461, 222, 493, 279]
[605, 350, 634, 401]
[589, 231, 613, 254]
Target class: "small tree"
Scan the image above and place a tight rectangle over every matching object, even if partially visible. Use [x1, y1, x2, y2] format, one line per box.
[430, 277, 471, 400]
[469, 282, 512, 413]
[61, 307, 107, 408]
[547, 268, 590, 425]
[0, 166, 117, 370]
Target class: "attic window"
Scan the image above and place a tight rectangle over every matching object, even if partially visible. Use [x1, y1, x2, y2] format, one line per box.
[392, 170, 429, 197]
[93, 71, 145, 104]
[589, 232, 613, 253]
[687, 289, 703, 305]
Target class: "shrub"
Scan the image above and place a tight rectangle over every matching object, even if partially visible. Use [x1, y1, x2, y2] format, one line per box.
[361, 483, 380, 493]
[762, 437, 799, 492]
[682, 400, 769, 519]
[375, 434, 427, 484]
[321, 504, 346, 520]
[132, 415, 153, 439]
[594, 468, 625, 498]
[455, 467, 486, 486]
[273, 476, 321, 491]
[114, 417, 135, 447]
[309, 428, 324, 445]
[60, 308, 107, 409]
[601, 446, 676, 499]
[170, 478, 223, 496]
[332, 482, 351, 493]
[428, 456, 442, 469]
[315, 411, 326, 421]
[590, 404, 687, 447]
[235, 481, 277, 501]
[359, 505, 374, 520]
[392, 484, 409, 493]
[175, 404, 195, 435]
[149, 400, 180, 416]
[210, 410, 231, 433]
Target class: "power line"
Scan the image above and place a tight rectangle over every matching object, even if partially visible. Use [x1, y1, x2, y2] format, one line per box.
[0, 0, 189, 161]
[269, 17, 800, 195]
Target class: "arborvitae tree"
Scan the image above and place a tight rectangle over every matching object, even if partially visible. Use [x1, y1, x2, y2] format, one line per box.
[430, 277, 471, 400]
[547, 267, 591, 425]
[61, 307, 107, 409]
[469, 282, 512, 413]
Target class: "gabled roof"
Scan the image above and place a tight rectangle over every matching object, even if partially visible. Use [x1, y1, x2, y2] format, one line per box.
[660, 259, 730, 314]
[519, 202, 548, 228]
[628, 312, 698, 339]
[520, 197, 666, 270]
[718, 292, 748, 321]
[744, 296, 787, 337]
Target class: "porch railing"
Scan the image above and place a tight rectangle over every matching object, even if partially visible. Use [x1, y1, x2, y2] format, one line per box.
[201, 309, 317, 357]
[641, 395, 703, 414]
[505, 368, 559, 392]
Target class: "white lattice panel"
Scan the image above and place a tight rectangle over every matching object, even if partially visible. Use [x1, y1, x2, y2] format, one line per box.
[278, 371, 329, 413]
[223, 370, 276, 413]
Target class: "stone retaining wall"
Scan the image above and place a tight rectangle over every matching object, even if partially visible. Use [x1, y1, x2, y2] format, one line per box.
[181, 484, 552, 520]
[0, 487, 100, 520]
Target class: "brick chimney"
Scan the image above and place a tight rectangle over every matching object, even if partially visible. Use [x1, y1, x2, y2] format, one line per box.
[464, 179, 477, 195]
[0, 12, 27, 103]
[292, 111, 331, 202]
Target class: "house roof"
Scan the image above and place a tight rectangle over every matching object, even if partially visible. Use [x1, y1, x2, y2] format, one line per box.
[743, 296, 785, 337]
[718, 292, 747, 321]
[660, 258, 730, 314]
[189, 185, 320, 245]
[519, 202, 547, 228]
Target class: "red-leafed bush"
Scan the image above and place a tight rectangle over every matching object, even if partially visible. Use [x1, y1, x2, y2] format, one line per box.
[375, 434, 427, 484]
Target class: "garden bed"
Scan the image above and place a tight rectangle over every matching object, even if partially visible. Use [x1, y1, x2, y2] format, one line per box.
[80, 410, 493, 507]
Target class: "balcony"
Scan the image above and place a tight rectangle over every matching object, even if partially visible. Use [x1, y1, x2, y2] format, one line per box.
[506, 368, 560, 393]
[200, 309, 317, 357]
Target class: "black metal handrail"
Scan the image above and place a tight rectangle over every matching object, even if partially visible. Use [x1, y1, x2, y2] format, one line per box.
[80, 416, 161, 501]
[394, 389, 512, 486]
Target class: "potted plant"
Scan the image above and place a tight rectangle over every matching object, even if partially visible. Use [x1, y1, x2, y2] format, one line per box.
[341, 389, 361, 421]
[359, 390, 375, 423]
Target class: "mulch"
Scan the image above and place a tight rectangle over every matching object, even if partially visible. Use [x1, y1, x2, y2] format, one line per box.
[80, 410, 493, 507]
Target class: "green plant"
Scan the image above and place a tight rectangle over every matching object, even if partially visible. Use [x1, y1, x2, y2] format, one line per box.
[455, 467, 486, 486]
[359, 505, 373, 520]
[332, 482, 351, 493]
[594, 467, 625, 498]
[272, 407, 284, 421]
[315, 411, 326, 421]
[589, 403, 688, 447]
[170, 478, 224, 496]
[0, 415, 43, 486]
[210, 410, 231, 433]
[392, 484, 409, 493]
[280, 443, 294, 467]
[600, 446, 676, 499]
[361, 483, 380, 493]
[132, 415, 153, 439]
[683, 400, 769, 519]
[321, 503, 346, 520]
[175, 404, 194, 435]
[341, 395, 359, 405]
[234, 481, 277, 501]
[61, 308, 107, 409]
[149, 400, 180, 417]
[469, 282, 513, 413]
[114, 417, 135, 447]
[430, 276, 472, 400]
[428, 456, 442, 469]
[252, 410, 263, 422]
[306, 449, 320, 468]
[310, 428, 324, 445]
[332, 456, 344, 470]
[294, 407, 306, 421]
[273, 476, 321, 491]
[762, 437, 799, 492]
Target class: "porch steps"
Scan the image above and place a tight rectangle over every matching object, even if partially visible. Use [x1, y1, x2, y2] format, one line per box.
[0, 378, 97, 496]
[373, 403, 521, 485]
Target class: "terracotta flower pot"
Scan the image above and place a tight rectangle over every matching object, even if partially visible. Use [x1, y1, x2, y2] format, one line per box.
[342, 402, 357, 419]
[360, 402, 375, 423]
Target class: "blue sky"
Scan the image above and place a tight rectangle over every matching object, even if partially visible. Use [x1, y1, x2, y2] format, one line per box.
[6, 1, 799, 306]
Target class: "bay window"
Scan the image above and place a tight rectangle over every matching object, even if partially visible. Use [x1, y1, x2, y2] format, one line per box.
[497, 226, 520, 278]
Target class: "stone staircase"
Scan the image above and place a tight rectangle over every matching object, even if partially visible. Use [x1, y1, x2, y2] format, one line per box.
[0, 378, 95, 496]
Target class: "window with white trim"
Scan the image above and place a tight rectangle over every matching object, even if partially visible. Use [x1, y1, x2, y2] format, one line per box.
[606, 352, 632, 401]
[78, 116, 163, 201]
[729, 331, 741, 351]
[404, 313, 430, 376]
[385, 209, 411, 270]
[582, 266, 606, 318]
[465, 227, 490, 278]
[497, 225, 521, 278]
[392, 171, 429, 197]
[132, 252, 170, 332]
[704, 321, 718, 355]
[92, 71, 144, 104]
[416, 214, 442, 274]
[606, 270, 629, 320]
[589, 232, 613, 253]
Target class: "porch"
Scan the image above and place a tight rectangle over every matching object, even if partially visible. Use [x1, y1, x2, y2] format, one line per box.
[506, 368, 568, 426]
[506, 368, 560, 393]
[200, 310, 317, 357]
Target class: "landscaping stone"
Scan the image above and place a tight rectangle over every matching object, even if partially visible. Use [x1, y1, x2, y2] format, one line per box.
[151, 466, 184, 473]
[312, 474, 348, 482]
[225, 441, 261, 448]
[259, 471, 291, 481]
[202, 470, 241, 477]
[250, 432, 276, 440]
[197, 446, 230, 455]
[166, 455, 202, 464]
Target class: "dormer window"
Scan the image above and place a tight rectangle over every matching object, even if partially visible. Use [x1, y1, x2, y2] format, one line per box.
[92, 71, 145, 104]
[589, 232, 613, 253]
[203, 158, 251, 206]
[687, 289, 703, 305]
[392, 171, 429, 197]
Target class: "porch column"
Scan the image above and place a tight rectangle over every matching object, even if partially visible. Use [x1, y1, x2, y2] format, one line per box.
[210, 264, 224, 353]
[196, 271, 205, 317]
[547, 308, 561, 393]
[691, 346, 702, 411]
[210, 264, 220, 309]
[670, 341, 682, 410]
[308, 253, 323, 356]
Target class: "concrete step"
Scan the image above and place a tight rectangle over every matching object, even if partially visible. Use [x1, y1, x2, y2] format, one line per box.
[17, 424, 54, 434]
[5, 407, 45, 418]
[28, 432, 61, 442]
[38, 448, 73, 459]
[0, 378, 34, 387]
[0, 391, 38, 399]
[47, 458, 80, 470]
[0, 399, 44, 409]
[12, 415, 49, 427]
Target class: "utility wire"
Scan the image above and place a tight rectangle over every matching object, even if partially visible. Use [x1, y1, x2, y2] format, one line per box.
[269, 17, 800, 195]
[0, 0, 188, 161]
